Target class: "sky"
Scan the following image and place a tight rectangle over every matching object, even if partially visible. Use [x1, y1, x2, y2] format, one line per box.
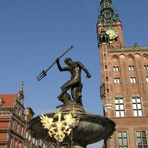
[0, 0, 148, 147]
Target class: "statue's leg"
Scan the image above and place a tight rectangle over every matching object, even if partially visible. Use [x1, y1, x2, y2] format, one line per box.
[71, 83, 83, 105]
[60, 92, 71, 106]
[58, 80, 72, 99]
[58, 79, 79, 99]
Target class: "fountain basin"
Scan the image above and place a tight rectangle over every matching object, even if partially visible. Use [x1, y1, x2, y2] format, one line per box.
[29, 106, 115, 147]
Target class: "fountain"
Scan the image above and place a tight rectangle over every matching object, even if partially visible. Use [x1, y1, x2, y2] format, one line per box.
[29, 56, 115, 148]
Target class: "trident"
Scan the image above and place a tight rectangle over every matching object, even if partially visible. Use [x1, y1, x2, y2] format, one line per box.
[36, 45, 74, 81]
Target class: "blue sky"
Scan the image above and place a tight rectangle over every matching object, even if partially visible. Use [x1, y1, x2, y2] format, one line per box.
[0, 0, 148, 147]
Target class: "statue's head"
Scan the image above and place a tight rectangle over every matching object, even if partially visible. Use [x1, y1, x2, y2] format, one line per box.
[64, 57, 72, 65]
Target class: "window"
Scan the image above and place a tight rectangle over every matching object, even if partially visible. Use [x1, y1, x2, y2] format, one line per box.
[113, 66, 119, 72]
[25, 131, 29, 139]
[0, 98, 3, 106]
[114, 78, 120, 84]
[20, 126, 24, 136]
[29, 134, 31, 141]
[10, 138, 14, 148]
[12, 121, 16, 132]
[43, 144, 46, 148]
[35, 140, 38, 146]
[32, 138, 35, 144]
[14, 106, 18, 115]
[15, 141, 18, 148]
[146, 77, 148, 83]
[132, 97, 143, 117]
[118, 131, 128, 148]
[130, 77, 136, 83]
[144, 65, 148, 70]
[19, 110, 22, 117]
[128, 65, 134, 71]
[115, 98, 125, 117]
[18, 143, 22, 148]
[136, 131, 148, 147]
[17, 124, 20, 134]
[39, 140, 43, 146]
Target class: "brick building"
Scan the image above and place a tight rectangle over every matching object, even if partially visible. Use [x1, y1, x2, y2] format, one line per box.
[0, 91, 26, 148]
[97, 0, 148, 147]
[0, 86, 48, 148]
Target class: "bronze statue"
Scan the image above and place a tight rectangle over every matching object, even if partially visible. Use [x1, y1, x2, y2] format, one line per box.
[56, 57, 91, 106]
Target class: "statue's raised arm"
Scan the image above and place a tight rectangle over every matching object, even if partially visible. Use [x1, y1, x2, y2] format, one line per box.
[56, 58, 69, 72]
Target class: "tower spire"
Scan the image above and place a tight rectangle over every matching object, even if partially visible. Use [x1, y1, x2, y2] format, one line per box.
[98, 0, 119, 24]
[19, 82, 24, 94]
[100, 0, 113, 10]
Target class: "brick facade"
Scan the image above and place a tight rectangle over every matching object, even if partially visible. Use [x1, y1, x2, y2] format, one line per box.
[97, 0, 148, 147]
[0, 93, 26, 148]
[0, 92, 44, 148]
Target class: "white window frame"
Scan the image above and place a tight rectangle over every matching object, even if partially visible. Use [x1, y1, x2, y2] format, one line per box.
[114, 78, 120, 84]
[29, 134, 31, 141]
[132, 97, 143, 117]
[35, 140, 38, 146]
[128, 65, 134, 71]
[113, 66, 119, 72]
[117, 131, 128, 148]
[32, 138, 35, 144]
[25, 131, 28, 139]
[136, 131, 148, 147]
[130, 77, 136, 83]
[115, 98, 125, 117]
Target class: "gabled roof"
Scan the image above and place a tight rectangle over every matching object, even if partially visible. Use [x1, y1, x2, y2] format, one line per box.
[0, 94, 17, 107]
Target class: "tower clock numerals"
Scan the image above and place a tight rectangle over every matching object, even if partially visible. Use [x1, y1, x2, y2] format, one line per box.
[106, 28, 118, 40]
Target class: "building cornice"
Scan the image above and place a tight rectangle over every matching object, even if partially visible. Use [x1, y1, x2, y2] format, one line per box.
[108, 46, 148, 52]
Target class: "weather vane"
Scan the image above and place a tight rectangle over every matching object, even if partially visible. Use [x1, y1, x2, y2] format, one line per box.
[36, 45, 74, 81]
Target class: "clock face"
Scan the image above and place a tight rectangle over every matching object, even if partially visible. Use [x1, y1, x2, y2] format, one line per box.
[106, 28, 118, 40]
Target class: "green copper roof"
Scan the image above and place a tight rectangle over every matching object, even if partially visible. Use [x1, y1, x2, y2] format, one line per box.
[98, 0, 120, 24]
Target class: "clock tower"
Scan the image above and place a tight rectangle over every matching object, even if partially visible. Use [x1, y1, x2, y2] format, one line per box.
[97, 0, 148, 148]
[97, 0, 124, 48]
